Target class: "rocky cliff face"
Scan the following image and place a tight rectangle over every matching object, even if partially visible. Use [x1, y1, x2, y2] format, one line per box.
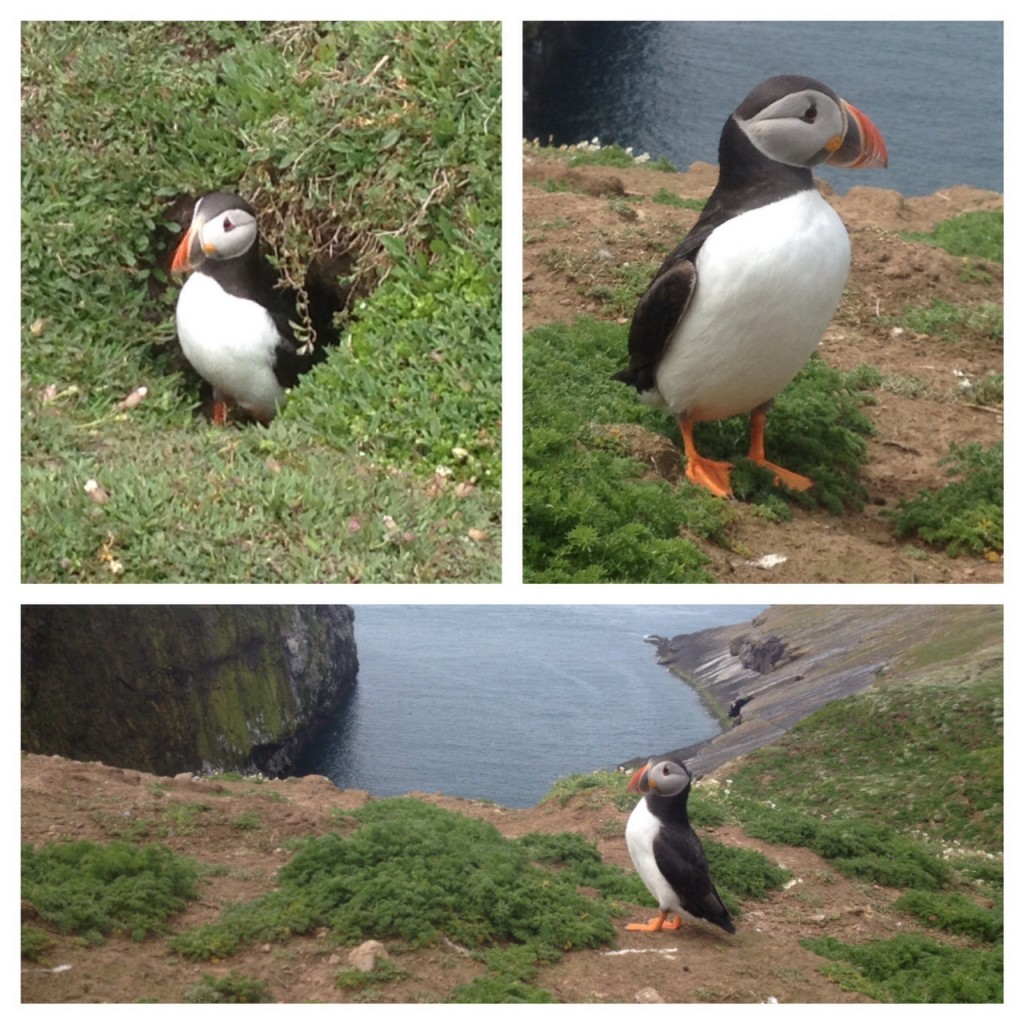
[639, 605, 1002, 778]
[20, 605, 359, 776]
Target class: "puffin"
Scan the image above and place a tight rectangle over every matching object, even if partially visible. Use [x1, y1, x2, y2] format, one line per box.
[171, 191, 308, 424]
[612, 75, 888, 498]
[624, 755, 735, 934]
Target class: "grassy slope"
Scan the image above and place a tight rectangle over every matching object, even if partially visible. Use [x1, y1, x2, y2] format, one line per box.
[21, 22, 501, 583]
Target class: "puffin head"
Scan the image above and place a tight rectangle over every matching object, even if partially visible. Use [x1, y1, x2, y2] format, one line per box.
[733, 75, 888, 171]
[627, 756, 692, 798]
[171, 191, 259, 277]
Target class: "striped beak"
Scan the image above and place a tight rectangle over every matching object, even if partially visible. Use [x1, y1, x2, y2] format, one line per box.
[826, 99, 888, 169]
[627, 761, 653, 794]
[171, 215, 207, 278]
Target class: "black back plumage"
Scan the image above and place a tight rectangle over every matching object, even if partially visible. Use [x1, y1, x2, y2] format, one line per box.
[645, 771, 736, 934]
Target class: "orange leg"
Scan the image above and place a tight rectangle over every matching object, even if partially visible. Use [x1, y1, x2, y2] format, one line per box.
[747, 406, 813, 492]
[211, 390, 229, 426]
[679, 418, 734, 498]
[626, 910, 683, 932]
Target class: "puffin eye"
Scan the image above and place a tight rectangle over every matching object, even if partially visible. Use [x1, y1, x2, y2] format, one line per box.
[222, 216, 235, 232]
[800, 103, 817, 124]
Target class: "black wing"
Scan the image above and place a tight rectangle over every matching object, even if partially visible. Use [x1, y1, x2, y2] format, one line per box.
[611, 257, 697, 393]
[652, 825, 736, 934]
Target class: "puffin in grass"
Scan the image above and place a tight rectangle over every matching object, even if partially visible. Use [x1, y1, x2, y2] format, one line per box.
[171, 191, 312, 425]
[612, 75, 888, 498]
[625, 756, 735, 935]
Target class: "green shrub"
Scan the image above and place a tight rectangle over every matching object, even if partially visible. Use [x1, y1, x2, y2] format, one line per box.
[183, 971, 273, 1003]
[22, 841, 199, 944]
[21, 925, 56, 962]
[802, 932, 1002, 1002]
[894, 889, 1002, 943]
[170, 799, 616, 964]
[448, 976, 556, 1003]
[893, 443, 1002, 556]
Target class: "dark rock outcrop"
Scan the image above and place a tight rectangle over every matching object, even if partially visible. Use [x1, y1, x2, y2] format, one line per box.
[627, 605, 1003, 780]
[730, 633, 790, 674]
[21, 605, 358, 776]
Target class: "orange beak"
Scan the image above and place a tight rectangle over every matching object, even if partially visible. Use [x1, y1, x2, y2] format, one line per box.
[627, 762, 652, 794]
[827, 99, 888, 169]
[170, 217, 204, 277]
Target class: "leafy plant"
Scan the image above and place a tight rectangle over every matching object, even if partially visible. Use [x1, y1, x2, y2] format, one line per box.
[22, 841, 200, 944]
[892, 443, 1003, 556]
[183, 971, 273, 1003]
[894, 890, 1002, 943]
[801, 933, 1002, 1002]
[170, 799, 617, 967]
[21, 925, 56, 963]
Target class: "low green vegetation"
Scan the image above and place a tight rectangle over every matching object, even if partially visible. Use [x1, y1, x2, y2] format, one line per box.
[335, 958, 407, 994]
[184, 972, 273, 1004]
[21, 21, 500, 582]
[704, 662, 1003, 1002]
[801, 933, 1002, 1003]
[892, 442, 1003, 557]
[21, 841, 200, 945]
[888, 299, 1003, 344]
[652, 188, 706, 210]
[183, 970, 272, 1003]
[902, 210, 1003, 264]
[167, 798, 620, 995]
[523, 317, 879, 581]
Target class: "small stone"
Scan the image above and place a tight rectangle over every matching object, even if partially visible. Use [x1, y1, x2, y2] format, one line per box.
[348, 939, 388, 973]
[636, 987, 664, 1003]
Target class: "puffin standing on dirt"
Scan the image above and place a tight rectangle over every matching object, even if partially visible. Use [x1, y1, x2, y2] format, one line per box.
[625, 756, 736, 934]
[612, 75, 888, 498]
[171, 191, 307, 424]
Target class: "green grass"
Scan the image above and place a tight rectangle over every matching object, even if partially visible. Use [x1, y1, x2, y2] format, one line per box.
[21, 21, 500, 582]
[523, 318, 879, 581]
[708, 665, 1003, 1000]
[902, 210, 1003, 264]
[887, 299, 1003, 343]
[652, 188, 705, 210]
[21, 841, 200, 945]
[726, 672, 1003, 850]
[892, 443, 1003, 557]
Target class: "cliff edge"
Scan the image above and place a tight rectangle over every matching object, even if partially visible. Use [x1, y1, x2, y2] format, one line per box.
[20, 605, 359, 776]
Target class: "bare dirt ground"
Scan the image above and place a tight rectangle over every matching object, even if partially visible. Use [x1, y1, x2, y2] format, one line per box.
[523, 152, 1004, 583]
[21, 752, 939, 1003]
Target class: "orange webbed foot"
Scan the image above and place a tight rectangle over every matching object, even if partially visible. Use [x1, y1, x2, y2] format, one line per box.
[751, 459, 813, 492]
[679, 417, 734, 498]
[625, 911, 682, 932]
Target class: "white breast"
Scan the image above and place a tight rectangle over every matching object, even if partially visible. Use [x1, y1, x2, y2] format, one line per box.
[625, 798, 682, 915]
[176, 273, 286, 420]
[654, 189, 851, 422]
